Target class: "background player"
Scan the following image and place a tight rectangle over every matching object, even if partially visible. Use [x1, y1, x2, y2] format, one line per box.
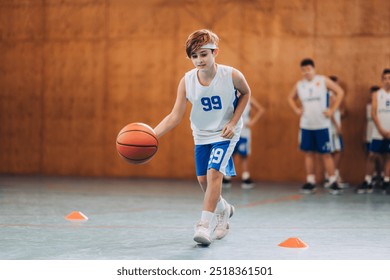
[358, 69, 390, 195]
[325, 75, 348, 188]
[223, 96, 264, 189]
[288, 58, 344, 195]
[355, 85, 383, 194]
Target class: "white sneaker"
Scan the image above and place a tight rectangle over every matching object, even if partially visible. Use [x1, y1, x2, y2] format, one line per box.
[193, 221, 212, 245]
[338, 177, 349, 189]
[214, 203, 235, 240]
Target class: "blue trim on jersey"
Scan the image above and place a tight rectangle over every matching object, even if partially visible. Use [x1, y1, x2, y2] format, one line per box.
[326, 90, 330, 108]
[300, 128, 332, 154]
[369, 139, 390, 154]
[194, 141, 236, 176]
[232, 89, 239, 111]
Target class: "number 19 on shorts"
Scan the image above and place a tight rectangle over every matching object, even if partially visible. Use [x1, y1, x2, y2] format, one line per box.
[208, 148, 224, 165]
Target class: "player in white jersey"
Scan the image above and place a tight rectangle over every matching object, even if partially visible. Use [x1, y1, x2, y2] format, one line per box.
[355, 85, 384, 194]
[357, 69, 390, 195]
[288, 58, 344, 195]
[326, 76, 348, 188]
[154, 29, 251, 245]
[222, 96, 264, 189]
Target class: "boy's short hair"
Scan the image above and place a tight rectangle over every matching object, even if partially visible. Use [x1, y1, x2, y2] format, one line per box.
[382, 68, 390, 78]
[329, 75, 338, 82]
[185, 29, 219, 58]
[370, 85, 380, 93]
[300, 58, 315, 68]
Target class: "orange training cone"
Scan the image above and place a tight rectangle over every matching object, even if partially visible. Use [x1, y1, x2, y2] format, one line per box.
[278, 237, 308, 248]
[65, 211, 88, 221]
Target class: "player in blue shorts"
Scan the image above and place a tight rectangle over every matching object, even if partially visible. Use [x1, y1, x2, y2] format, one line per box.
[223, 96, 264, 189]
[357, 69, 390, 195]
[154, 29, 251, 245]
[326, 76, 348, 188]
[288, 58, 344, 195]
[355, 85, 384, 194]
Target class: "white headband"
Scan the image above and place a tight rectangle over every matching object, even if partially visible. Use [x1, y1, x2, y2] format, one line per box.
[200, 43, 217, 49]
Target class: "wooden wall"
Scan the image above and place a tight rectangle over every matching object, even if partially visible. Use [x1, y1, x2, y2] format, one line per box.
[1, 0, 389, 183]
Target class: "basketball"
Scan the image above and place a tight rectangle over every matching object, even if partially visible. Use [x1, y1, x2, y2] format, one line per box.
[116, 122, 158, 165]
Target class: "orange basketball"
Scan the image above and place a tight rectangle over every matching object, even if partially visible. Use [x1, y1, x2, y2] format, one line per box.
[116, 123, 158, 165]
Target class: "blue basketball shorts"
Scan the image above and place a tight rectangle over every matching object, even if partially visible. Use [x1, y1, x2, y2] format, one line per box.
[233, 136, 250, 157]
[194, 140, 237, 177]
[331, 133, 344, 152]
[369, 139, 390, 154]
[299, 128, 333, 154]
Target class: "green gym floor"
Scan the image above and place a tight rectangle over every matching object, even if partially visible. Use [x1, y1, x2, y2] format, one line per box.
[0, 175, 389, 260]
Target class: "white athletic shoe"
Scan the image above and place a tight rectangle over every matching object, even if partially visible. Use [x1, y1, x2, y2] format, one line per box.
[214, 203, 235, 240]
[193, 221, 212, 245]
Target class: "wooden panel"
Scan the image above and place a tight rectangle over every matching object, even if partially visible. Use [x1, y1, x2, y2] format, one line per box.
[316, 0, 390, 36]
[0, 42, 43, 173]
[42, 42, 105, 176]
[45, 1, 105, 40]
[0, 0, 389, 184]
[0, 2, 43, 41]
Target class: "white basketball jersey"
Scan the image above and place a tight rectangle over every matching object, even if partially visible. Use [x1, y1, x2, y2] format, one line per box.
[185, 64, 243, 145]
[297, 75, 331, 129]
[372, 89, 390, 140]
[366, 103, 373, 142]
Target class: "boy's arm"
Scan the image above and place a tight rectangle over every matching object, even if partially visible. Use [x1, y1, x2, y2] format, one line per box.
[287, 84, 302, 115]
[324, 77, 344, 117]
[222, 69, 251, 139]
[154, 77, 187, 138]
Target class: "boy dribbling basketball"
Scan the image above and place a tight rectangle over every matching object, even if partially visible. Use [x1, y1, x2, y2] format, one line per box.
[154, 29, 251, 245]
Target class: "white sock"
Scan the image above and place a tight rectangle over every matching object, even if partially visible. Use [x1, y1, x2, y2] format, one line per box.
[328, 175, 337, 184]
[384, 176, 390, 182]
[215, 197, 226, 214]
[307, 174, 315, 184]
[242, 171, 250, 180]
[201, 211, 214, 225]
[335, 169, 340, 178]
[365, 175, 372, 184]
